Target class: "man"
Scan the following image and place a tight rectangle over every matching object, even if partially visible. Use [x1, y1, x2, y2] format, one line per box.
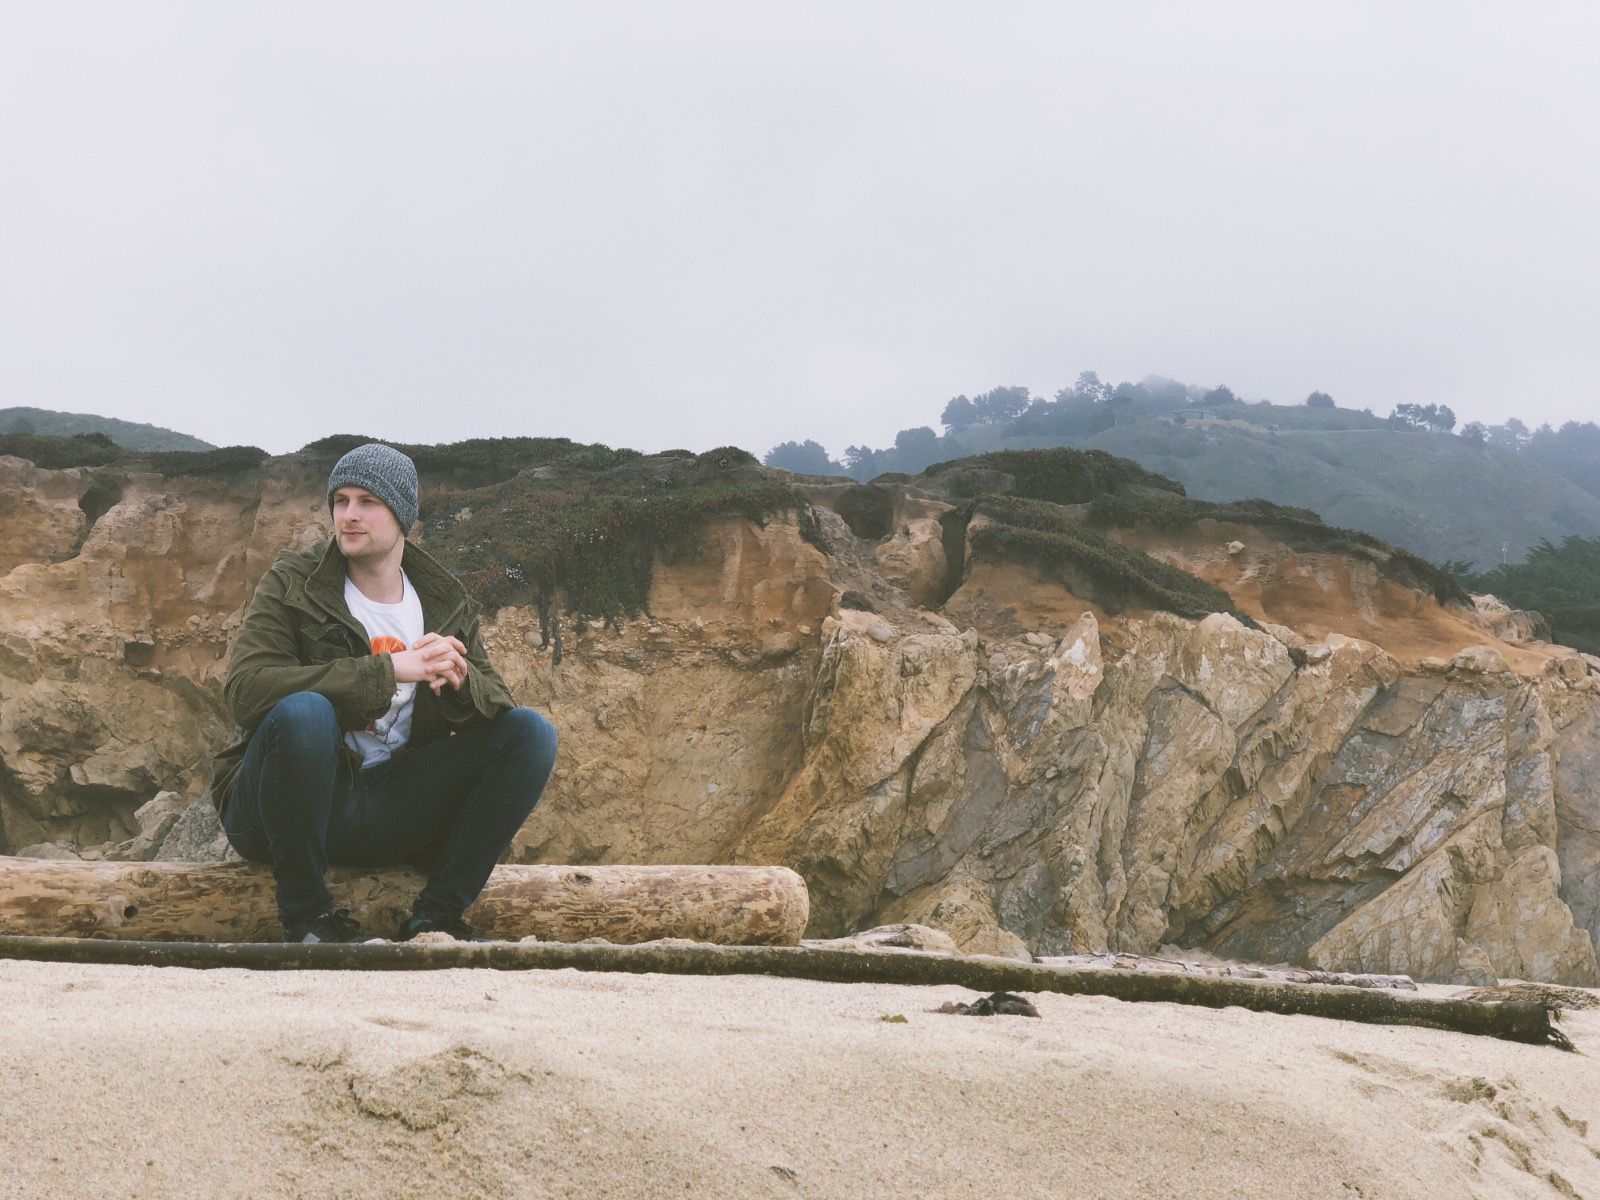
[208, 442, 558, 944]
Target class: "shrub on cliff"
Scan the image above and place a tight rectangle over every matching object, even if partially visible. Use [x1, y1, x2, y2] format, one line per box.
[924, 447, 1185, 505]
[0, 433, 268, 477]
[0, 432, 126, 469]
[144, 446, 270, 476]
[1470, 535, 1600, 654]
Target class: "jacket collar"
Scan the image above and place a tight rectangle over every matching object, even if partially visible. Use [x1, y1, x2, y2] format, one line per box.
[306, 536, 472, 630]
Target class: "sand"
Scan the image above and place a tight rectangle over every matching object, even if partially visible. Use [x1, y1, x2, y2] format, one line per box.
[2, 959, 1597, 1200]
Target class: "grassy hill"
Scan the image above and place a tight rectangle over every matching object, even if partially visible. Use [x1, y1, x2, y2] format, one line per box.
[0, 407, 214, 452]
[1080, 420, 1600, 570]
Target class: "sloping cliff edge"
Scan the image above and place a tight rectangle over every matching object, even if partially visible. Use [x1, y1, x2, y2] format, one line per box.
[2, 449, 1598, 984]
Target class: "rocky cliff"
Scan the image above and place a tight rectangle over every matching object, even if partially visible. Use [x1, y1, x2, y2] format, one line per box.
[2, 443, 1597, 984]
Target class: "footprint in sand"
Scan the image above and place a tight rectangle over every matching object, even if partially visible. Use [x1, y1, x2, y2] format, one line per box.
[361, 1014, 433, 1032]
[343, 1045, 522, 1131]
[1329, 1048, 1599, 1197]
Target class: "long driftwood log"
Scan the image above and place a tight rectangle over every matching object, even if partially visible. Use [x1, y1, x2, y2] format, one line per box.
[0, 936, 1571, 1049]
[0, 857, 810, 945]
[1037, 951, 1419, 991]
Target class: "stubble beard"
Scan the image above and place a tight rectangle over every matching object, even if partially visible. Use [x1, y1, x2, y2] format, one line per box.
[338, 526, 401, 565]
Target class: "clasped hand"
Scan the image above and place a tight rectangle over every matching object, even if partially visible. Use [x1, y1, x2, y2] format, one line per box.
[390, 633, 470, 694]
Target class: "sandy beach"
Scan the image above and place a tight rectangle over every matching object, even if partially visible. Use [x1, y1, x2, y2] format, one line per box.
[2, 959, 1596, 1200]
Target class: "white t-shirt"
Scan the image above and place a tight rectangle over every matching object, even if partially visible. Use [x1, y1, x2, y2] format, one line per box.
[342, 571, 427, 768]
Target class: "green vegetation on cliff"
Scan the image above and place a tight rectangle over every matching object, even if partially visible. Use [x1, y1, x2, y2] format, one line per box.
[924, 447, 1185, 504]
[418, 445, 815, 647]
[0, 432, 125, 469]
[297, 434, 641, 484]
[0, 432, 268, 477]
[1467, 536, 1600, 655]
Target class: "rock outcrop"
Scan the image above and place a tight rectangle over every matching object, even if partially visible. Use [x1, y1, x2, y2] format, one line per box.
[2, 446, 1597, 984]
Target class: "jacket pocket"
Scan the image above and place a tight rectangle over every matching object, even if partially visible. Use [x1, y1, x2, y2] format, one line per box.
[300, 620, 355, 663]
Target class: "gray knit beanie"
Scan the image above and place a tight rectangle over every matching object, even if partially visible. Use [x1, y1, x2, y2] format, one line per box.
[327, 443, 419, 531]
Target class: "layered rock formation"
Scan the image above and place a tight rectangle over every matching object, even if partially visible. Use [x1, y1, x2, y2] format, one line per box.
[2, 446, 1597, 984]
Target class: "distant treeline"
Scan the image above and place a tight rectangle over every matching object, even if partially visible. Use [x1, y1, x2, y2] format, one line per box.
[762, 374, 1600, 509]
[767, 374, 1217, 478]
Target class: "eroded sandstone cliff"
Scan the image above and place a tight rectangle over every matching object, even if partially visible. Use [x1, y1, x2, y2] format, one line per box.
[2, 445, 1596, 984]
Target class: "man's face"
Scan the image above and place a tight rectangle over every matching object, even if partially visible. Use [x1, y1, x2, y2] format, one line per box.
[331, 486, 404, 562]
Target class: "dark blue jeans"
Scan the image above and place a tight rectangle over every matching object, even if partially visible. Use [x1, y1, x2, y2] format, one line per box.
[223, 691, 558, 930]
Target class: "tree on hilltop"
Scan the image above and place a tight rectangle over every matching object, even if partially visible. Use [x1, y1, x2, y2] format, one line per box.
[763, 439, 844, 475]
[892, 426, 942, 473]
[1487, 418, 1530, 450]
[971, 385, 1031, 424]
[843, 444, 883, 479]
[940, 395, 978, 433]
[1391, 403, 1456, 432]
[939, 386, 1030, 431]
[1073, 371, 1110, 403]
[1391, 404, 1424, 430]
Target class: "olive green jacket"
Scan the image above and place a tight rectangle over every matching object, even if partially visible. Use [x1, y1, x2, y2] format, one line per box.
[208, 537, 515, 815]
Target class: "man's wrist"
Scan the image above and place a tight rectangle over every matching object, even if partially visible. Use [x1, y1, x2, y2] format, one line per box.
[373, 652, 398, 701]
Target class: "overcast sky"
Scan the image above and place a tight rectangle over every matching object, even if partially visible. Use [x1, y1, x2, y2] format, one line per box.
[3, 3, 1597, 458]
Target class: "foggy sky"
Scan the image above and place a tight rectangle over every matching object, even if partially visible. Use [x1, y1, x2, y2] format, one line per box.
[3, 2, 1597, 458]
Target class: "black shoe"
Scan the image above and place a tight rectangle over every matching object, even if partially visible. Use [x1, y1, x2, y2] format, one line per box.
[284, 907, 369, 944]
[396, 913, 490, 943]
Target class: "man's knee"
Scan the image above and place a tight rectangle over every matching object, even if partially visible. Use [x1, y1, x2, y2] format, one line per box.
[231, 692, 341, 847]
[497, 707, 558, 766]
[261, 691, 340, 752]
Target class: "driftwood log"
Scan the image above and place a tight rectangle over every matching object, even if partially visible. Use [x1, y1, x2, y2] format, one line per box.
[1038, 951, 1420, 991]
[0, 857, 809, 945]
[0, 936, 1571, 1049]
